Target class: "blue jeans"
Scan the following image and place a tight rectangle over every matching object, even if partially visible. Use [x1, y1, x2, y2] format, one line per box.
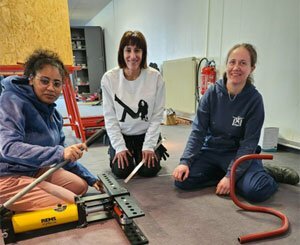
[175, 150, 278, 202]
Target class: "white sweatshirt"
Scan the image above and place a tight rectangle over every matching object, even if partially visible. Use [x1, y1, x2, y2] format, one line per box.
[101, 67, 165, 154]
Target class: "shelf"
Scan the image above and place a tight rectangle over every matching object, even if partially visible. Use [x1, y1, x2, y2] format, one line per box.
[71, 26, 106, 94]
[78, 84, 90, 93]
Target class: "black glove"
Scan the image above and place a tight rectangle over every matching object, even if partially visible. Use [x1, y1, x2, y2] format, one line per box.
[156, 144, 169, 161]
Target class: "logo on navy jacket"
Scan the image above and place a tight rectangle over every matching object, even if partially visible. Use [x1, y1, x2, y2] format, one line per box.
[115, 94, 149, 122]
[232, 116, 243, 127]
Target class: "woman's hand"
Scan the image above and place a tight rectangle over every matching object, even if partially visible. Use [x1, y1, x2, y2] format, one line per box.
[216, 176, 230, 195]
[113, 150, 132, 169]
[173, 164, 189, 182]
[142, 150, 157, 168]
[63, 143, 87, 162]
[93, 180, 104, 193]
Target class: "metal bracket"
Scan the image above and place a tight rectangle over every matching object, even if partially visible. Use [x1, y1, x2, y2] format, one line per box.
[114, 195, 145, 219]
[121, 221, 148, 245]
[99, 173, 148, 244]
[98, 173, 129, 197]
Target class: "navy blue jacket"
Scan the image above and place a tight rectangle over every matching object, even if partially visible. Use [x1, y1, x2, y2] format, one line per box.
[0, 76, 97, 186]
[180, 79, 264, 180]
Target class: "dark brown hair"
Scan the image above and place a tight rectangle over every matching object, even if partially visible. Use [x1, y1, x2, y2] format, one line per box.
[117, 31, 147, 69]
[224, 43, 257, 84]
[23, 49, 68, 79]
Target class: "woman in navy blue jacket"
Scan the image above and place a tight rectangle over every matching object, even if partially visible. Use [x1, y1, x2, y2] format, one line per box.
[173, 43, 298, 202]
[0, 49, 101, 212]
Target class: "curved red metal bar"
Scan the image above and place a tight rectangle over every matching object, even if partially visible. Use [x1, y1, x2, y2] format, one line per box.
[230, 154, 289, 244]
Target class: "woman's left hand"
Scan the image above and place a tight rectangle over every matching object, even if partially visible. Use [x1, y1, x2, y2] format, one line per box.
[142, 150, 157, 168]
[216, 176, 230, 195]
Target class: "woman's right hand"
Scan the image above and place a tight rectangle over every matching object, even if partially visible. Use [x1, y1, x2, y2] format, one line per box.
[113, 150, 132, 169]
[63, 143, 87, 162]
[172, 164, 190, 182]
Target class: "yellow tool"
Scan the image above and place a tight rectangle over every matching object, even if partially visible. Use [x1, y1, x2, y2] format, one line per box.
[12, 204, 78, 233]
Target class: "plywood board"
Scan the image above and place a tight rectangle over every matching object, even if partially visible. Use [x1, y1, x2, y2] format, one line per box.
[0, 0, 72, 66]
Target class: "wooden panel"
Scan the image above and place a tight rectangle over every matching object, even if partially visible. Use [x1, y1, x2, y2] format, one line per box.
[162, 57, 197, 114]
[0, 0, 72, 65]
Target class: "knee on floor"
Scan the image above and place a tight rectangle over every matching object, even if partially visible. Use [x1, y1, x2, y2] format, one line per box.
[243, 190, 269, 202]
[112, 169, 131, 179]
[241, 181, 278, 203]
[138, 165, 161, 177]
[174, 180, 193, 190]
[111, 163, 135, 179]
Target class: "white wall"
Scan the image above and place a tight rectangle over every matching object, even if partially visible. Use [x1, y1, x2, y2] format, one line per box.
[88, 0, 300, 148]
[88, 0, 209, 69]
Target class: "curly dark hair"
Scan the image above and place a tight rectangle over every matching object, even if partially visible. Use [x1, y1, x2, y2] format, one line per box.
[23, 49, 68, 79]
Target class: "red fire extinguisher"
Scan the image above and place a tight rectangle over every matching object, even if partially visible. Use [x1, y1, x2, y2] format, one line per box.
[196, 58, 216, 99]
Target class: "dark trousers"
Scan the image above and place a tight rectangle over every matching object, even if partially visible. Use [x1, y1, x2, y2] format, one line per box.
[175, 150, 278, 202]
[108, 134, 161, 179]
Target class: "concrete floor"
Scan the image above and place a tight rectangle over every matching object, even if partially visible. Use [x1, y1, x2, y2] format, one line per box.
[1, 97, 299, 245]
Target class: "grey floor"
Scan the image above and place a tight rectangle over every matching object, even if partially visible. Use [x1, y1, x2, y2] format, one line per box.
[1, 97, 299, 245]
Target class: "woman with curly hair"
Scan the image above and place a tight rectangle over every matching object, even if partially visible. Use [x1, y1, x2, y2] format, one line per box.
[0, 49, 102, 212]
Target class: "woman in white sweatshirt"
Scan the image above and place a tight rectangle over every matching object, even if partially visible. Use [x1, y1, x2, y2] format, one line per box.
[101, 30, 168, 178]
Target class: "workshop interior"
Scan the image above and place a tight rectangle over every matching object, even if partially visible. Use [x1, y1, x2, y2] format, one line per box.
[0, 0, 299, 244]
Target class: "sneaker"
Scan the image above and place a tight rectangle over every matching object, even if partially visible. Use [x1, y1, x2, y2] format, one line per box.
[264, 164, 300, 185]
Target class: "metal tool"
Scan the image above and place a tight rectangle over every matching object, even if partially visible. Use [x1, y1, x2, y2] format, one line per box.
[0, 129, 148, 244]
[1, 173, 148, 244]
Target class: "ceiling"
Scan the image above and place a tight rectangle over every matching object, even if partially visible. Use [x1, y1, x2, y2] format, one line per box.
[68, 0, 111, 26]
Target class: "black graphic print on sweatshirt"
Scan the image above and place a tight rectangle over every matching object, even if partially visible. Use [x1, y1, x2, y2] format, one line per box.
[115, 94, 148, 122]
